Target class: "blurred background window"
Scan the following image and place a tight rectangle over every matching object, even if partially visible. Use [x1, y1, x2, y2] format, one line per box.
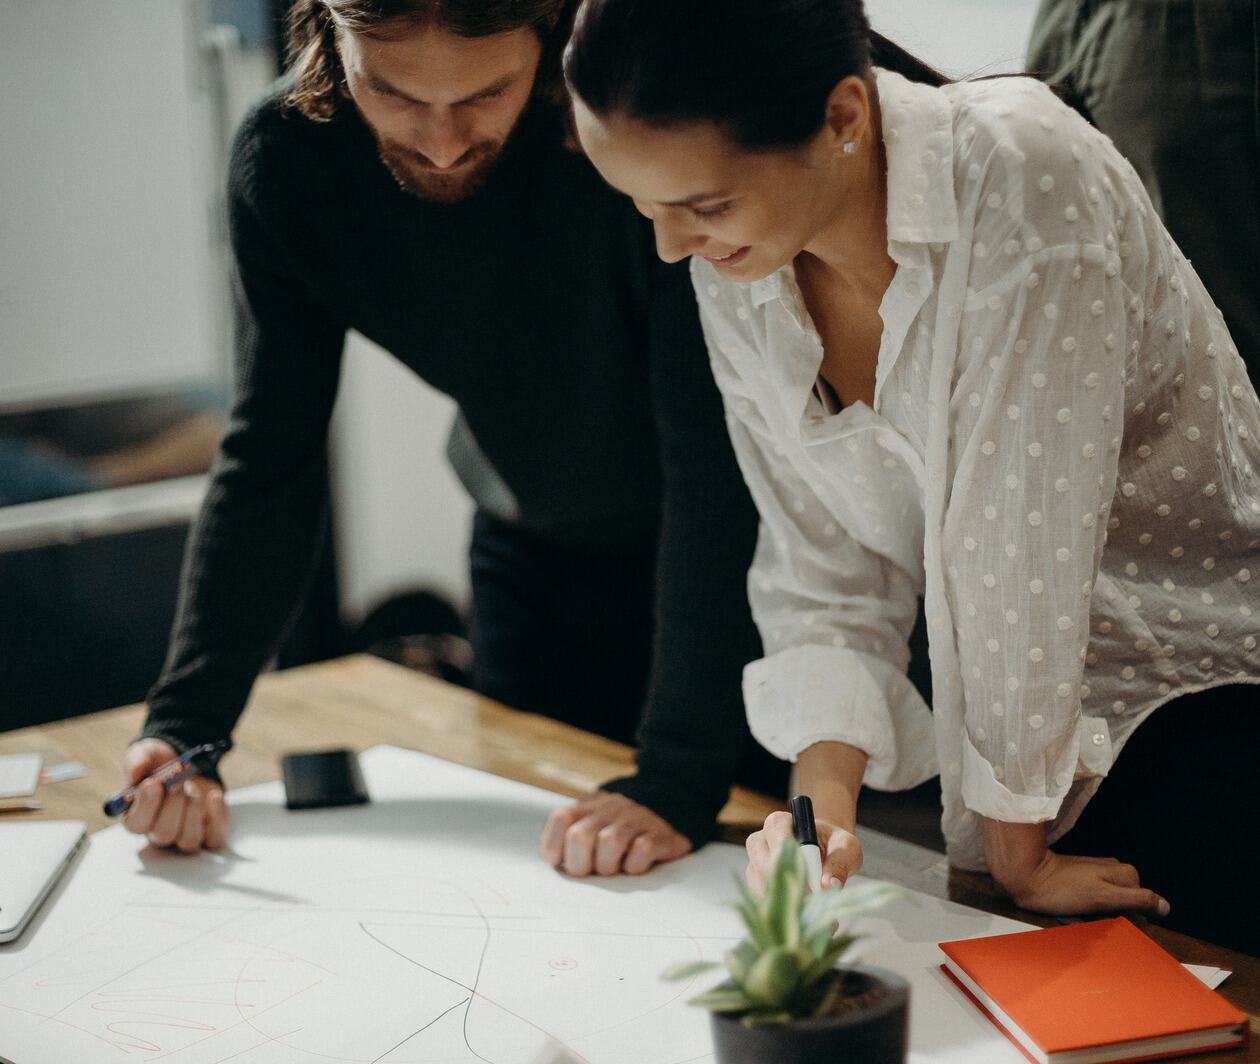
[0, 0, 284, 726]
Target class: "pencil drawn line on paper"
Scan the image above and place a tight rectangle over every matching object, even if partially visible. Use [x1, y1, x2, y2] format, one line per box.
[462, 897, 496, 1064]
[357, 913, 594, 1064]
[369, 997, 469, 1064]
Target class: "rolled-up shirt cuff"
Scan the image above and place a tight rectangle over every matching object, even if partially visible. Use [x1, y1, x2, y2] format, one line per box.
[743, 644, 936, 791]
[959, 731, 1066, 823]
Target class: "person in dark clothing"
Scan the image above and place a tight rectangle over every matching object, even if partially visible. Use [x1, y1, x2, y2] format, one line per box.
[1028, 0, 1260, 384]
[119, 0, 785, 876]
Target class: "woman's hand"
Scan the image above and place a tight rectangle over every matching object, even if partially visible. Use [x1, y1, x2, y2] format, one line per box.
[744, 810, 863, 896]
[743, 739, 869, 896]
[981, 818, 1169, 917]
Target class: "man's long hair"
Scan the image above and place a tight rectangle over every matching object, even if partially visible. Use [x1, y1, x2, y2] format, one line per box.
[284, 0, 577, 122]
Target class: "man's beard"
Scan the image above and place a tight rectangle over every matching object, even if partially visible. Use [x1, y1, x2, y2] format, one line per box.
[375, 135, 507, 204]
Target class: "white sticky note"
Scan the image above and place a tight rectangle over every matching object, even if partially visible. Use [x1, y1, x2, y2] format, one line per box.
[1184, 963, 1232, 990]
[0, 753, 43, 799]
[40, 761, 87, 784]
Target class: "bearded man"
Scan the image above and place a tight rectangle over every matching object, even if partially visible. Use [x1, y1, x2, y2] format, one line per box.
[116, 0, 784, 876]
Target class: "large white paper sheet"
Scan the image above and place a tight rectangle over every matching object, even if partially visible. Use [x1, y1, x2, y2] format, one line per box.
[0, 746, 1034, 1064]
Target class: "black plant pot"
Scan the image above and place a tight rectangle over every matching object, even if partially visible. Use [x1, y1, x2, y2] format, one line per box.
[709, 965, 910, 1064]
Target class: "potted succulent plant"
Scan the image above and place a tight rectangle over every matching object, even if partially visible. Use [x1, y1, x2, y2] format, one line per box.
[665, 838, 909, 1064]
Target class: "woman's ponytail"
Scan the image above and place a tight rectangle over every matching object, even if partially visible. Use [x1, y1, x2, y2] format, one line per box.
[867, 29, 950, 88]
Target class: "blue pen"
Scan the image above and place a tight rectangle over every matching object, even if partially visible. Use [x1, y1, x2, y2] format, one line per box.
[102, 741, 229, 817]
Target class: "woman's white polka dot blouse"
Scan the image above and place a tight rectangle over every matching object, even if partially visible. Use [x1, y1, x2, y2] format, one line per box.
[691, 68, 1260, 872]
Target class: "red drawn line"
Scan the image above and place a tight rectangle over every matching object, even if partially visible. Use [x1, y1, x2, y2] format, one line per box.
[0, 998, 124, 1055]
[146, 979, 322, 1062]
[47, 911, 244, 1021]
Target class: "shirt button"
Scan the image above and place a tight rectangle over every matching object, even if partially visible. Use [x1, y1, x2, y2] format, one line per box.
[707, 283, 719, 298]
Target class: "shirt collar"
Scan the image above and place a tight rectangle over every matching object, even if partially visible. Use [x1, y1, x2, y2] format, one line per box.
[877, 66, 958, 248]
[748, 66, 957, 309]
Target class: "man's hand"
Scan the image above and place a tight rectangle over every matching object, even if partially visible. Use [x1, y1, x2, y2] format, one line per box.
[540, 792, 692, 876]
[744, 810, 863, 896]
[121, 739, 229, 853]
[982, 817, 1169, 917]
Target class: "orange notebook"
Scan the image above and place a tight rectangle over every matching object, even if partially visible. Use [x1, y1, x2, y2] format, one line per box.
[939, 918, 1248, 1064]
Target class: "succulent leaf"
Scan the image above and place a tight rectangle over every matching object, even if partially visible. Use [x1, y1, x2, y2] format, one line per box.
[801, 933, 857, 985]
[803, 879, 903, 931]
[662, 960, 722, 981]
[725, 940, 759, 984]
[690, 986, 755, 1013]
[742, 1010, 794, 1028]
[805, 923, 834, 959]
[743, 947, 802, 1008]
[734, 891, 775, 951]
[763, 840, 806, 947]
[810, 976, 841, 1019]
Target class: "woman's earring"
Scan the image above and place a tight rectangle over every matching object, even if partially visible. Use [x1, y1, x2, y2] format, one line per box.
[842, 141, 856, 155]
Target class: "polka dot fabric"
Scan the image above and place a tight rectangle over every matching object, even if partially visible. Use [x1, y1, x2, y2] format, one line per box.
[691, 68, 1260, 872]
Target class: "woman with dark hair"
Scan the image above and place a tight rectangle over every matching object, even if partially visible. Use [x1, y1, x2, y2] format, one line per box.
[566, 0, 1260, 953]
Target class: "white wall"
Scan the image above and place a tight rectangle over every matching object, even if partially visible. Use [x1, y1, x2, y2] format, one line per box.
[864, 0, 1041, 78]
[331, 334, 473, 624]
[0, 0, 223, 410]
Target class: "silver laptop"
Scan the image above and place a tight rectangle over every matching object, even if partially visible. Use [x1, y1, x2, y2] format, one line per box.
[0, 820, 86, 943]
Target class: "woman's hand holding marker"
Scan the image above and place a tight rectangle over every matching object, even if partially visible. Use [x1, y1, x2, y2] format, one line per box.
[744, 809, 863, 898]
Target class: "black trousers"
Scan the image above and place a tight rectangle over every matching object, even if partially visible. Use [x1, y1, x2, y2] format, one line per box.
[467, 510, 655, 746]
[466, 510, 788, 802]
[1057, 684, 1260, 956]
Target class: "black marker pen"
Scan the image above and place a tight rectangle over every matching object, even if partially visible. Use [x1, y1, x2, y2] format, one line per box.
[790, 794, 823, 890]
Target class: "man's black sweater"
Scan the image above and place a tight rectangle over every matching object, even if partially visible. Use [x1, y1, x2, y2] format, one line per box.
[139, 85, 766, 846]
